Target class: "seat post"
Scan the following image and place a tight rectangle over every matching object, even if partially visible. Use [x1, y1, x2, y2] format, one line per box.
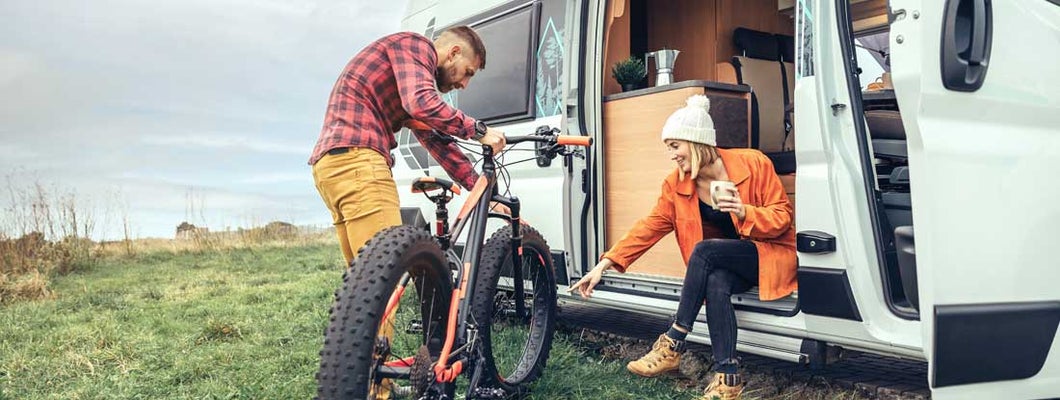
[434, 197, 451, 250]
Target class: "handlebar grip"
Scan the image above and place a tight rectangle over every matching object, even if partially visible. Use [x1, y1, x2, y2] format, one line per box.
[405, 120, 432, 131]
[556, 135, 593, 147]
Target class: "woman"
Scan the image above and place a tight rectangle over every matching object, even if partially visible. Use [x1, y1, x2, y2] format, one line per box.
[569, 95, 796, 400]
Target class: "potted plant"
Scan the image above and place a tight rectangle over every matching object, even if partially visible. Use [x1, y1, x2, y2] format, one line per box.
[611, 56, 647, 92]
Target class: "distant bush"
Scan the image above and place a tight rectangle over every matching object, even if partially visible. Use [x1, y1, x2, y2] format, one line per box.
[0, 232, 98, 303]
[1, 176, 101, 303]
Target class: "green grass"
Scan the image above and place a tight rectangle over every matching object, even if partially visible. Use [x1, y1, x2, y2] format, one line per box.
[528, 332, 698, 399]
[0, 245, 341, 400]
[0, 244, 700, 400]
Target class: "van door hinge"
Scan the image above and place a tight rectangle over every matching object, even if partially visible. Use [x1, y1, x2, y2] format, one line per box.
[830, 99, 847, 116]
[888, 7, 907, 24]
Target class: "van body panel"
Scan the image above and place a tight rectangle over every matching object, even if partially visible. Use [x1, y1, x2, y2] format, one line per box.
[887, 0, 1060, 396]
[800, 0, 923, 357]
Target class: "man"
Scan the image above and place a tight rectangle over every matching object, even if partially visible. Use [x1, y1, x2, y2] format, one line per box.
[310, 26, 506, 264]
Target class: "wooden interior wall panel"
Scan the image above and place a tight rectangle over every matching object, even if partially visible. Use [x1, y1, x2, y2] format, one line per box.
[603, 86, 705, 278]
[603, 0, 632, 96]
[645, 0, 717, 84]
[850, 0, 888, 23]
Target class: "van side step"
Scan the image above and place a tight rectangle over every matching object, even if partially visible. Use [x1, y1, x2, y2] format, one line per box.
[559, 296, 810, 364]
[591, 273, 799, 316]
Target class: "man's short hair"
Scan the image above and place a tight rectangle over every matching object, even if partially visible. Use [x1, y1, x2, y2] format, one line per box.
[440, 26, 487, 69]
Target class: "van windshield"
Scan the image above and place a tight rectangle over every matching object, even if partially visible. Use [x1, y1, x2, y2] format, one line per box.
[855, 31, 889, 90]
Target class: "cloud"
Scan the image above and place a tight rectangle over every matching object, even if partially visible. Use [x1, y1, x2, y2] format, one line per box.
[238, 173, 310, 185]
[141, 134, 306, 155]
[0, 0, 409, 239]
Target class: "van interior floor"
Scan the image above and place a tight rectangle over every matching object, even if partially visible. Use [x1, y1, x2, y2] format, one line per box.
[557, 302, 929, 398]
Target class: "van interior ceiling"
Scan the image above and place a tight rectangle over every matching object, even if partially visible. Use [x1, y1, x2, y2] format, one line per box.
[596, 0, 918, 318]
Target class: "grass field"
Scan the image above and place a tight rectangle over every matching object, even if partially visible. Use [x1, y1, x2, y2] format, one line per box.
[0, 243, 702, 399]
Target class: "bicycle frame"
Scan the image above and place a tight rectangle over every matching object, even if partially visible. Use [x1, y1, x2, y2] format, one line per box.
[432, 143, 518, 385]
[378, 129, 591, 397]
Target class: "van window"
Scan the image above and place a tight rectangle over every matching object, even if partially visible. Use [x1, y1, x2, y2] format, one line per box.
[796, 0, 815, 78]
[855, 31, 888, 90]
[534, 0, 566, 118]
[441, 3, 541, 124]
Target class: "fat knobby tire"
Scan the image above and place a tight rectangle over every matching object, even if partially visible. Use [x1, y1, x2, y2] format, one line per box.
[316, 225, 451, 400]
[470, 225, 557, 392]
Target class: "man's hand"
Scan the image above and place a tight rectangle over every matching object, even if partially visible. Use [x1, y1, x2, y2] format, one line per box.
[477, 127, 506, 155]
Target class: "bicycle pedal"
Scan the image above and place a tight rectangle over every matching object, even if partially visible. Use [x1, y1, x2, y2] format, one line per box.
[405, 319, 423, 334]
[472, 386, 520, 399]
[392, 385, 413, 397]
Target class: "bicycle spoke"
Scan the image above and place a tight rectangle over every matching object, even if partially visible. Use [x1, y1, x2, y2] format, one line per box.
[369, 269, 448, 398]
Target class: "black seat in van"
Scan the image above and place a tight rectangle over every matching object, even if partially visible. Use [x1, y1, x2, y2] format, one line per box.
[862, 90, 907, 161]
[730, 27, 796, 175]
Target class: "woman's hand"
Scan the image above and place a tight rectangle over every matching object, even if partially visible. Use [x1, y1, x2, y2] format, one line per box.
[567, 258, 614, 299]
[488, 201, 511, 216]
[715, 187, 747, 220]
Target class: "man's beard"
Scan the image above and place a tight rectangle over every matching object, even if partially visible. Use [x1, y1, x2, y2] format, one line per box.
[435, 65, 454, 93]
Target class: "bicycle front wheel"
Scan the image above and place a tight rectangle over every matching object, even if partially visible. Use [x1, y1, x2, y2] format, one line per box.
[470, 225, 557, 393]
[316, 225, 453, 400]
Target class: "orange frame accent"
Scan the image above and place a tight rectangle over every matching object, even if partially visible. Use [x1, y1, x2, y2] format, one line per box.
[456, 176, 489, 221]
[433, 261, 473, 382]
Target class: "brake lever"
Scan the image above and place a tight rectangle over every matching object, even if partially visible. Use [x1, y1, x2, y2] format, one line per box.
[559, 146, 585, 160]
[431, 131, 456, 145]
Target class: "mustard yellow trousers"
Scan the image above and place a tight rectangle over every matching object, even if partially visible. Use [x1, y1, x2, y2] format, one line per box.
[312, 148, 402, 264]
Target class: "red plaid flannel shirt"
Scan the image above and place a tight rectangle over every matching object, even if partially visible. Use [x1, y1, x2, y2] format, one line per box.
[309, 32, 480, 189]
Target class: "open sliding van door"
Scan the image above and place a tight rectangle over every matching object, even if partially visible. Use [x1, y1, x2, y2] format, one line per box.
[885, 0, 1060, 398]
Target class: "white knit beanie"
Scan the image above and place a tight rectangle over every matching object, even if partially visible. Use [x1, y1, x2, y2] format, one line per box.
[661, 94, 716, 146]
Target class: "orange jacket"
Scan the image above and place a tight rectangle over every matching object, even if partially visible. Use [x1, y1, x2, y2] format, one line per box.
[602, 148, 797, 300]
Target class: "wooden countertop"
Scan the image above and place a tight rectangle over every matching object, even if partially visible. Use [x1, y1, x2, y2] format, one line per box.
[604, 80, 750, 102]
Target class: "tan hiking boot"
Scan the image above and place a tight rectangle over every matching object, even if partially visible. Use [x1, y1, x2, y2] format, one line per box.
[370, 379, 392, 400]
[699, 372, 745, 400]
[626, 334, 682, 377]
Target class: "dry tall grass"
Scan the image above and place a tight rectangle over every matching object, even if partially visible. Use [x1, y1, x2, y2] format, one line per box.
[96, 225, 335, 257]
[1, 175, 336, 304]
[1, 177, 101, 303]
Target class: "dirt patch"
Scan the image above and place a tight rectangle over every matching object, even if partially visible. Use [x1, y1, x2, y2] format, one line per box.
[561, 326, 872, 400]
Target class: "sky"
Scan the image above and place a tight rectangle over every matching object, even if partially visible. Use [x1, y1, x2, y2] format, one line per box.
[0, 0, 409, 239]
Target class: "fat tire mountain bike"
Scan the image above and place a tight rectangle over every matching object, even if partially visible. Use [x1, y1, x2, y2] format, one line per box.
[316, 126, 592, 399]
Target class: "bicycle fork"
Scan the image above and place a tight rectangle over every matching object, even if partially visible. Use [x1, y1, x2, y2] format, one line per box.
[492, 194, 525, 320]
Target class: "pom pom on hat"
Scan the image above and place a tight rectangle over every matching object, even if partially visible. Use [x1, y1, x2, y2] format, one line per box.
[661, 94, 716, 146]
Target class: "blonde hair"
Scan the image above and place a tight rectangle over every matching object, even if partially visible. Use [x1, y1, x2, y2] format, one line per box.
[676, 141, 720, 181]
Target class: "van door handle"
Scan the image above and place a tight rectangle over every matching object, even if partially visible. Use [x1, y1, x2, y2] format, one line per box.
[967, 0, 988, 64]
[940, 0, 992, 92]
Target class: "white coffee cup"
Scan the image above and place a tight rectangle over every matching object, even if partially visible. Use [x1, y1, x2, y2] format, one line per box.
[710, 180, 736, 210]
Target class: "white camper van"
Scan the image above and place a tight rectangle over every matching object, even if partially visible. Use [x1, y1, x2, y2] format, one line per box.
[393, 0, 1060, 398]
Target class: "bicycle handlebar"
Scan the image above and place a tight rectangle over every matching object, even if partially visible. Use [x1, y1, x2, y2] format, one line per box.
[506, 134, 593, 147]
[556, 135, 593, 147]
[404, 120, 592, 149]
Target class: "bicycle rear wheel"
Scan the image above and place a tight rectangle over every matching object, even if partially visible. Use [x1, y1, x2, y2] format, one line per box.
[316, 225, 453, 399]
[470, 225, 557, 394]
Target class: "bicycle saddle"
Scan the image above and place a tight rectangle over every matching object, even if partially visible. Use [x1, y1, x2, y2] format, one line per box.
[411, 177, 462, 195]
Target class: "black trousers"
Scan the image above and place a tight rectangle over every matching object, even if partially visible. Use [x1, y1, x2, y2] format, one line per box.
[674, 239, 759, 374]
